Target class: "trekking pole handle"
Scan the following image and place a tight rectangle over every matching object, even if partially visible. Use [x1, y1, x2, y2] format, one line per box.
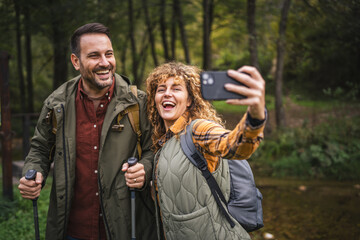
[127, 157, 138, 191]
[25, 169, 37, 181]
[25, 169, 39, 201]
[127, 157, 138, 167]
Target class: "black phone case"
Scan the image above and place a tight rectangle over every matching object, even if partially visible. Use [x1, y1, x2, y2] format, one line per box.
[200, 71, 246, 100]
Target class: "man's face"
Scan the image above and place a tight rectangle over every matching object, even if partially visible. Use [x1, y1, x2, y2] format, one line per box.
[71, 33, 116, 91]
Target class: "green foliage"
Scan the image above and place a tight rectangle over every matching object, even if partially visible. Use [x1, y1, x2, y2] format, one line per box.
[212, 95, 275, 114]
[252, 116, 360, 180]
[212, 100, 248, 113]
[0, 177, 52, 240]
[285, 0, 360, 100]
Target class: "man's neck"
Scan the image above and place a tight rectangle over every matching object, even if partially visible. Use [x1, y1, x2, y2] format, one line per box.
[81, 81, 110, 99]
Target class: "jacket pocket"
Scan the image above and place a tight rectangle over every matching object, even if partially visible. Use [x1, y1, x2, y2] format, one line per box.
[115, 184, 129, 201]
[163, 206, 216, 240]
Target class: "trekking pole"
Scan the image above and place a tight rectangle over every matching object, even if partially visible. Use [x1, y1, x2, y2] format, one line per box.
[128, 157, 138, 240]
[25, 169, 40, 240]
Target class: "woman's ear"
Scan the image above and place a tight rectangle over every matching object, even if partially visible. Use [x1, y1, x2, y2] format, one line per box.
[187, 97, 192, 108]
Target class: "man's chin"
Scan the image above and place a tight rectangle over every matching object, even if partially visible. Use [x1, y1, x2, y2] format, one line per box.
[96, 77, 113, 89]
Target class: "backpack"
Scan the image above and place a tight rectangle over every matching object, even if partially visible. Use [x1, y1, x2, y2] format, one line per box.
[180, 120, 264, 232]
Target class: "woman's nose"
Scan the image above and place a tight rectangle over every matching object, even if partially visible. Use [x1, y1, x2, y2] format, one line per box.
[164, 88, 172, 97]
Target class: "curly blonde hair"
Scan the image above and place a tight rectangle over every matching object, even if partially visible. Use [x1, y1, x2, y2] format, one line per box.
[146, 62, 224, 151]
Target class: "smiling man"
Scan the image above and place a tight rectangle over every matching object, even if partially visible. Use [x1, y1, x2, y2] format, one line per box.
[18, 23, 156, 240]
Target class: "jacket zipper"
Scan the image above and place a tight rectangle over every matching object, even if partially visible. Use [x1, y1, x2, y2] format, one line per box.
[95, 105, 132, 240]
[98, 175, 112, 240]
[61, 104, 69, 240]
[96, 100, 139, 240]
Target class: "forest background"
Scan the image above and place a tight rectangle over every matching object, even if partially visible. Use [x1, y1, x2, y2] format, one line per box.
[1, 0, 360, 239]
[1, 0, 359, 179]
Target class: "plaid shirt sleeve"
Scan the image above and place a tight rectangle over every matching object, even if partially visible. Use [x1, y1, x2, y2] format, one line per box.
[192, 113, 265, 172]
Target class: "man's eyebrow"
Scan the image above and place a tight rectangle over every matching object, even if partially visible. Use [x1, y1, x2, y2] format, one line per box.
[87, 51, 99, 56]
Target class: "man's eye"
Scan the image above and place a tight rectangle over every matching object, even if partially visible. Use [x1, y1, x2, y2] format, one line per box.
[106, 52, 113, 57]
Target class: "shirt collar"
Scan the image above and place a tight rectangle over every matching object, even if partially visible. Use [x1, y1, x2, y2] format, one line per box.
[169, 113, 190, 135]
[157, 113, 190, 147]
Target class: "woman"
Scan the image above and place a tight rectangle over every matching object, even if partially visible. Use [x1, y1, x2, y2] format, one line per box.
[146, 62, 266, 240]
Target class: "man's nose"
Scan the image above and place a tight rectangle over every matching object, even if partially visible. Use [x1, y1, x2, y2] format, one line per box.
[99, 55, 110, 67]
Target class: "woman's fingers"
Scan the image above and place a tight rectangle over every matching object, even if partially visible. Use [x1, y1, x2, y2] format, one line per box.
[226, 66, 266, 120]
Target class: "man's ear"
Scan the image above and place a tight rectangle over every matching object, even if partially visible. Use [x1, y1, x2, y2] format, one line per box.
[71, 53, 80, 71]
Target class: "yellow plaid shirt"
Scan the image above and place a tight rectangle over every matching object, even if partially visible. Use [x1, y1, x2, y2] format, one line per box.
[157, 113, 265, 173]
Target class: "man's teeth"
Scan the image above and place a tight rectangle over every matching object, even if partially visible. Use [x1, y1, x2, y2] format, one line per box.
[96, 70, 109, 74]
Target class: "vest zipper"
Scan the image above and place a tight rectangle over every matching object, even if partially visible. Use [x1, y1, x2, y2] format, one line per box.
[153, 150, 163, 240]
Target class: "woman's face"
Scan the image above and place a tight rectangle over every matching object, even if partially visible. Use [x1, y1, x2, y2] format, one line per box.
[155, 77, 191, 130]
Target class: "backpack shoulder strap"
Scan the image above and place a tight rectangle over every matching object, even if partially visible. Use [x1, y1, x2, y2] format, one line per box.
[180, 120, 235, 228]
[180, 120, 201, 166]
[128, 85, 142, 159]
[116, 85, 142, 159]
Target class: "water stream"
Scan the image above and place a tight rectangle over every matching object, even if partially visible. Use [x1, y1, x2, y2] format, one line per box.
[249, 178, 360, 240]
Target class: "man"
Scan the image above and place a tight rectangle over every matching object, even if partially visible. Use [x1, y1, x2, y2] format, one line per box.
[18, 23, 156, 240]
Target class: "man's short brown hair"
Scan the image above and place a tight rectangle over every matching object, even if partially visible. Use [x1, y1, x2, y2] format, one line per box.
[70, 23, 111, 57]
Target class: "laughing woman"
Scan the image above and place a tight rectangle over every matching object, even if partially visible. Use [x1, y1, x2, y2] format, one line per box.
[146, 62, 266, 240]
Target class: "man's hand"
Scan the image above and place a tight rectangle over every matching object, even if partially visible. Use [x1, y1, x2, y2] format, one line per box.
[225, 66, 266, 120]
[18, 172, 43, 199]
[122, 162, 145, 189]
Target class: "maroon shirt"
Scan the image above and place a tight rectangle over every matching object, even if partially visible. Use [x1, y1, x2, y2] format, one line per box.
[67, 78, 115, 240]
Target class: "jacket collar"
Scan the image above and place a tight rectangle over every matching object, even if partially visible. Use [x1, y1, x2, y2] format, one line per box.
[45, 73, 137, 110]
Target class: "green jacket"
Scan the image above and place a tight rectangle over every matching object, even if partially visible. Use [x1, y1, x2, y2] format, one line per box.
[23, 74, 156, 240]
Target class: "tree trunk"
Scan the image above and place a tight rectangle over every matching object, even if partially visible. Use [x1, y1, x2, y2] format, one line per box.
[202, 0, 214, 70]
[247, 0, 260, 71]
[142, 0, 158, 66]
[14, 0, 26, 112]
[48, 0, 68, 90]
[173, 0, 191, 63]
[170, 0, 177, 60]
[275, 0, 291, 128]
[159, 0, 170, 61]
[15, 0, 30, 159]
[128, 0, 139, 86]
[24, 4, 34, 114]
[120, 38, 128, 75]
[52, 29, 68, 90]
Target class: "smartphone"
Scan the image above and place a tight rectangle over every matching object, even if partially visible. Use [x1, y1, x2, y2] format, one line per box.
[200, 71, 247, 100]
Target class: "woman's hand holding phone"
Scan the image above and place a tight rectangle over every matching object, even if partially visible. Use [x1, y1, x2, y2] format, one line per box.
[225, 66, 266, 120]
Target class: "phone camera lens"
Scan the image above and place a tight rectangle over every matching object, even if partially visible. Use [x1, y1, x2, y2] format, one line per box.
[208, 77, 214, 85]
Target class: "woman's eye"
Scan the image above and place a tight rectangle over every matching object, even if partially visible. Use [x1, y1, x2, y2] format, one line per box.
[157, 88, 165, 93]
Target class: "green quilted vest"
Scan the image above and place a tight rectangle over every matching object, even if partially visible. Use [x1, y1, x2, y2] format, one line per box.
[155, 135, 251, 240]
